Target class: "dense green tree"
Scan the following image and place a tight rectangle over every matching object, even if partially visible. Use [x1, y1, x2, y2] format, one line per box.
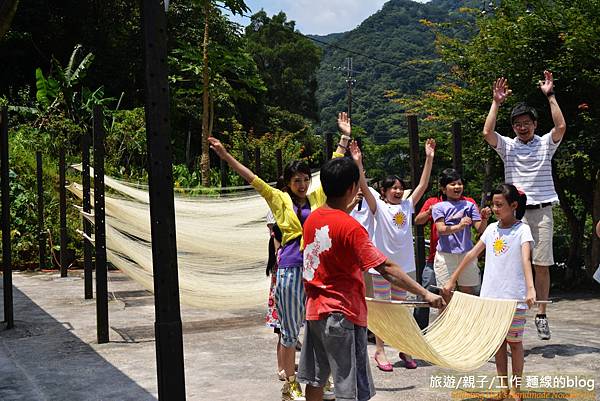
[244, 11, 321, 122]
[403, 0, 600, 282]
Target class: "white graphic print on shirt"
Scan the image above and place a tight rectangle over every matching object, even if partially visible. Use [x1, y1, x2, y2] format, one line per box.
[303, 225, 332, 281]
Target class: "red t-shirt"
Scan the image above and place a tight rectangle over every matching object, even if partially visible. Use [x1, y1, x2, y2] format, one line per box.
[419, 196, 478, 263]
[302, 207, 387, 327]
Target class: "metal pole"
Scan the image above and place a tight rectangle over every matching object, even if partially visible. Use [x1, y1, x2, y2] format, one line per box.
[326, 132, 333, 158]
[36, 151, 46, 270]
[242, 148, 249, 167]
[82, 133, 93, 299]
[408, 115, 426, 286]
[93, 106, 109, 343]
[452, 121, 463, 177]
[59, 148, 68, 277]
[141, 1, 186, 399]
[1, 106, 13, 329]
[220, 159, 228, 189]
[254, 148, 261, 178]
[275, 148, 283, 179]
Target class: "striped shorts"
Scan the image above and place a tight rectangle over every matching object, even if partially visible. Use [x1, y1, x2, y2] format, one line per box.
[370, 271, 416, 300]
[275, 266, 306, 348]
[506, 308, 527, 343]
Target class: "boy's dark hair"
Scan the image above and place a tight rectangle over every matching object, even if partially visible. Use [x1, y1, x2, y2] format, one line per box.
[492, 183, 527, 219]
[439, 168, 463, 200]
[380, 175, 408, 197]
[511, 102, 538, 124]
[321, 157, 359, 198]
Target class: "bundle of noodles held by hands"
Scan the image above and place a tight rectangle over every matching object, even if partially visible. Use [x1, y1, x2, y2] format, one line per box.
[367, 292, 517, 371]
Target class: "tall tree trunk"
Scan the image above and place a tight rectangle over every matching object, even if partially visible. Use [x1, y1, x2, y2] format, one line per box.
[0, 0, 18, 39]
[200, 0, 211, 187]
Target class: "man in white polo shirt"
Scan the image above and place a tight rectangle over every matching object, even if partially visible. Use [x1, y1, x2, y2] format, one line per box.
[483, 70, 566, 340]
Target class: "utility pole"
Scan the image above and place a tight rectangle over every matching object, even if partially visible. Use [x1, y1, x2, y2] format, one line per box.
[334, 57, 357, 119]
[345, 57, 356, 119]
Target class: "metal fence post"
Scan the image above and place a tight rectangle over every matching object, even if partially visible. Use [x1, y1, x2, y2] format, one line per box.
[1, 106, 13, 329]
[82, 133, 93, 299]
[93, 106, 109, 344]
[141, 0, 186, 398]
[36, 151, 46, 270]
[59, 148, 68, 277]
[408, 115, 426, 286]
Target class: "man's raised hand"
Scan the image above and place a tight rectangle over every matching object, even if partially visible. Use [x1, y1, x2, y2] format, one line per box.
[493, 77, 512, 104]
[337, 112, 351, 137]
[539, 70, 554, 96]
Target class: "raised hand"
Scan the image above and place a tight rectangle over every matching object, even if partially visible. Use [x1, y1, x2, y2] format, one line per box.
[493, 77, 512, 104]
[480, 207, 492, 221]
[337, 112, 351, 137]
[349, 140, 363, 165]
[539, 70, 554, 96]
[208, 137, 228, 159]
[425, 138, 436, 158]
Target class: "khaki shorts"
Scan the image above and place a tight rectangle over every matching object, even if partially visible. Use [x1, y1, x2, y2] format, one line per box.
[522, 206, 554, 266]
[434, 251, 480, 287]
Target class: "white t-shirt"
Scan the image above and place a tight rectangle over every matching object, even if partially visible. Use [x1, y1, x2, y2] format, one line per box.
[480, 221, 534, 309]
[493, 132, 561, 205]
[349, 187, 378, 238]
[371, 196, 415, 274]
[266, 210, 276, 225]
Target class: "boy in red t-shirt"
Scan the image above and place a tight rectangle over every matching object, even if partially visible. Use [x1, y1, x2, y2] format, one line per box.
[298, 157, 444, 401]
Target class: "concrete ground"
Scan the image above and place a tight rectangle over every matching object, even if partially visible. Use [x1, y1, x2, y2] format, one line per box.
[0, 270, 599, 401]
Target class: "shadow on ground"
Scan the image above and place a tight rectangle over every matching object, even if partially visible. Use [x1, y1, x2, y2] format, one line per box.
[0, 282, 156, 401]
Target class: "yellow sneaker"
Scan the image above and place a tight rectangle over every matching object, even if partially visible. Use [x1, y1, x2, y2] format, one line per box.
[281, 375, 305, 401]
[323, 377, 335, 400]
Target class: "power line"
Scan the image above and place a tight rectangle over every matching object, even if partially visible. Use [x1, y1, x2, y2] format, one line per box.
[216, 4, 442, 74]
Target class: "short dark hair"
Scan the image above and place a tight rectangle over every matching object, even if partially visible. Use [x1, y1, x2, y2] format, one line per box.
[321, 157, 359, 198]
[380, 175, 408, 195]
[283, 160, 311, 185]
[511, 102, 538, 124]
[438, 168, 463, 200]
[492, 183, 527, 219]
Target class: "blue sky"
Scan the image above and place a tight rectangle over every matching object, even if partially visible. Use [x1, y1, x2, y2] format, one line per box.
[225, 0, 427, 36]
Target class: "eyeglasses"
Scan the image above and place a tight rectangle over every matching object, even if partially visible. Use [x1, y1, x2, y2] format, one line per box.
[513, 121, 533, 129]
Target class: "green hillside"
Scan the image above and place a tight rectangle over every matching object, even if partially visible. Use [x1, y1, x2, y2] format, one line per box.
[313, 0, 475, 142]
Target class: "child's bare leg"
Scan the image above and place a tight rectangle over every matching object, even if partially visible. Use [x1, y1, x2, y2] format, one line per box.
[277, 333, 285, 378]
[508, 341, 524, 401]
[374, 336, 390, 364]
[495, 341, 510, 399]
[281, 344, 296, 377]
[391, 286, 416, 364]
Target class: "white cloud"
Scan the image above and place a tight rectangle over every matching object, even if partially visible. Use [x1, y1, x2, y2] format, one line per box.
[227, 0, 429, 35]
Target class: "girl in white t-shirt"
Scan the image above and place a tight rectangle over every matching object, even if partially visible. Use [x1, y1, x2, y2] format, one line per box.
[442, 184, 536, 401]
[351, 139, 435, 371]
